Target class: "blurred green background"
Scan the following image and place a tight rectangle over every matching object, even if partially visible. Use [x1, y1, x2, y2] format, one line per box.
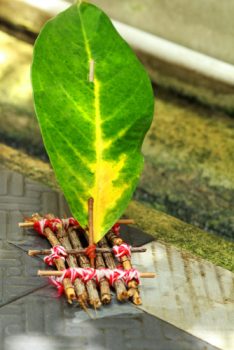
[0, 0, 233, 240]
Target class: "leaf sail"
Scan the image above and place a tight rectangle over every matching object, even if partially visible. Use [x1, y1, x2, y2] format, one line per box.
[31, 2, 154, 242]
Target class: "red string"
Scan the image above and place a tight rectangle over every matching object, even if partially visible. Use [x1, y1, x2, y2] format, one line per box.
[85, 244, 96, 260]
[68, 218, 79, 227]
[49, 277, 64, 297]
[33, 217, 80, 235]
[112, 244, 131, 261]
[112, 223, 120, 235]
[47, 218, 62, 231]
[33, 219, 49, 236]
[48, 268, 141, 296]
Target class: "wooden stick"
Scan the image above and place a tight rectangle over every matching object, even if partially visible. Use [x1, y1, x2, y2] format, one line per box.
[106, 231, 142, 305]
[95, 252, 112, 304]
[98, 237, 129, 302]
[68, 227, 102, 309]
[25, 214, 76, 304]
[28, 246, 146, 256]
[38, 270, 156, 278]
[116, 219, 135, 225]
[53, 223, 88, 307]
[18, 218, 134, 228]
[88, 197, 95, 268]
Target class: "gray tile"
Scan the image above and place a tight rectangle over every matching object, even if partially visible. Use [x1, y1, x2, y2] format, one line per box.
[0, 170, 9, 195]
[0, 287, 218, 350]
[0, 241, 47, 307]
[8, 172, 24, 196]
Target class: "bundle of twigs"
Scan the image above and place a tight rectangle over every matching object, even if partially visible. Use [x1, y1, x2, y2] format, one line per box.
[20, 198, 155, 309]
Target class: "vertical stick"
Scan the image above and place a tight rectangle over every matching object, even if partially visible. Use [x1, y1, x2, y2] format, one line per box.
[88, 197, 95, 268]
[98, 237, 128, 301]
[106, 231, 142, 305]
[56, 225, 88, 307]
[68, 227, 102, 309]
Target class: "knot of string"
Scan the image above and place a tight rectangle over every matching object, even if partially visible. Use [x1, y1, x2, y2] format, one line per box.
[44, 245, 67, 266]
[85, 244, 96, 260]
[112, 243, 131, 261]
[33, 217, 80, 235]
[112, 223, 120, 235]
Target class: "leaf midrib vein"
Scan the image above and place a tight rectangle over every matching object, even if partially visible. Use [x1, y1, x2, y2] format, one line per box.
[77, 4, 103, 217]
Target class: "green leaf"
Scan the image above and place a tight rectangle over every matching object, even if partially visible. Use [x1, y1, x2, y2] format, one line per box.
[31, 2, 154, 242]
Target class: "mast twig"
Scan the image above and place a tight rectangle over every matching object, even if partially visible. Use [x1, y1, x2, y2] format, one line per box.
[88, 197, 95, 268]
[68, 227, 102, 309]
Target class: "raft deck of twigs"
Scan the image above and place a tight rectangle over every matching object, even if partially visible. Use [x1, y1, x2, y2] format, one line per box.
[19, 198, 155, 310]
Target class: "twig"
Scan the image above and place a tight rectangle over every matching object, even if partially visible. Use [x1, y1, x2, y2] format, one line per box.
[28, 246, 146, 256]
[88, 197, 95, 267]
[53, 222, 88, 307]
[18, 218, 134, 228]
[38, 270, 156, 278]
[68, 227, 102, 309]
[98, 237, 129, 302]
[95, 252, 112, 304]
[106, 231, 142, 305]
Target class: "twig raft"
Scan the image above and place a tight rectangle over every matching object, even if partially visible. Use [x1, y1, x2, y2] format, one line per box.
[24, 212, 153, 307]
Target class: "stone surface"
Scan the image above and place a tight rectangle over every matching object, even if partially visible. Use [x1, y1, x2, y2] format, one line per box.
[139, 95, 234, 239]
[0, 166, 64, 306]
[0, 167, 69, 242]
[125, 201, 234, 272]
[0, 287, 218, 350]
[0, 240, 46, 307]
[133, 241, 234, 350]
